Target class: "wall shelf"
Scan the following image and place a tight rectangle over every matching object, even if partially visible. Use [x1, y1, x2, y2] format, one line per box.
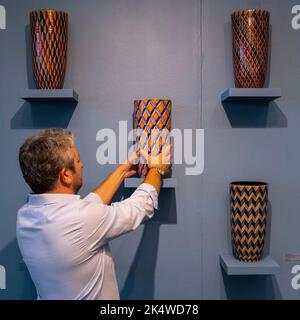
[21, 89, 79, 103]
[125, 177, 177, 188]
[221, 88, 282, 103]
[220, 254, 280, 275]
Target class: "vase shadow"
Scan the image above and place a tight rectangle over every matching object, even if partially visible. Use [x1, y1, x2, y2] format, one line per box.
[222, 101, 287, 128]
[0, 239, 36, 300]
[11, 102, 76, 129]
[120, 221, 161, 300]
[113, 184, 177, 299]
[221, 268, 282, 300]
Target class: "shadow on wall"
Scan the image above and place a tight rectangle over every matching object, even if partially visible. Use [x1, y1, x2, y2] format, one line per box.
[264, 201, 273, 260]
[0, 239, 36, 300]
[116, 187, 177, 225]
[221, 269, 282, 300]
[121, 221, 161, 300]
[222, 101, 288, 128]
[117, 187, 177, 299]
[11, 102, 76, 129]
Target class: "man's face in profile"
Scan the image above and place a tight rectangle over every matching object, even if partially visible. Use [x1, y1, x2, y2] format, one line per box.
[71, 147, 83, 194]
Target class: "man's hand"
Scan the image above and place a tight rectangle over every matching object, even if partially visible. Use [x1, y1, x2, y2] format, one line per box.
[141, 143, 172, 195]
[118, 150, 140, 179]
[140, 143, 172, 175]
[94, 144, 172, 204]
[119, 143, 172, 179]
[94, 151, 141, 204]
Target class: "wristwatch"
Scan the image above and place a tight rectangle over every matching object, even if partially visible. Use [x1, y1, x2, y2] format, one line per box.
[151, 167, 165, 176]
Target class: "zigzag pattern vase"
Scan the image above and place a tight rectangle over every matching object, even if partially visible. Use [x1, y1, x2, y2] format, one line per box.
[230, 181, 268, 262]
[134, 99, 171, 177]
[30, 10, 68, 89]
[231, 9, 270, 88]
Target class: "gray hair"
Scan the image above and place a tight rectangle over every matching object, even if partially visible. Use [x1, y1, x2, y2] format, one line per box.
[19, 128, 75, 194]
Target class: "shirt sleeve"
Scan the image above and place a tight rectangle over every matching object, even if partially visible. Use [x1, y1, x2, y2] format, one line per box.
[83, 192, 104, 204]
[80, 183, 158, 252]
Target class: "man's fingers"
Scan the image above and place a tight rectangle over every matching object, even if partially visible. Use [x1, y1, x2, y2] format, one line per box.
[124, 169, 137, 179]
[162, 143, 172, 155]
[134, 143, 172, 166]
[127, 148, 142, 164]
[162, 143, 172, 164]
[139, 148, 149, 164]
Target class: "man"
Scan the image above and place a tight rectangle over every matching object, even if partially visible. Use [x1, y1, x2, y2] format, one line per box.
[16, 128, 171, 300]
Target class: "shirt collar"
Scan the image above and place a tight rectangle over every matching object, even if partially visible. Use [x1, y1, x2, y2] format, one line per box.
[28, 193, 81, 205]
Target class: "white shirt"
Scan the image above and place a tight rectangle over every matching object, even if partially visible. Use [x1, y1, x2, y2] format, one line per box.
[16, 183, 158, 300]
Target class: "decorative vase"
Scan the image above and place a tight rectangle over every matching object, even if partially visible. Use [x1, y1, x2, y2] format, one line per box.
[134, 99, 172, 177]
[230, 181, 268, 262]
[30, 9, 68, 89]
[231, 9, 270, 88]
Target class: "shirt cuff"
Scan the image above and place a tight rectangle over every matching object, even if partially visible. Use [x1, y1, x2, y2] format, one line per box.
[83, 192, 104, 204]
[136, 183, 158, 210]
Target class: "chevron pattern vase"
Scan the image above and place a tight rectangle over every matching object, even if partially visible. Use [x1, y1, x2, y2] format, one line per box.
[134, 99, 171, 177]
[231, 9, 270, 88]
[30, 10, 68, 89]
[230, 181, 268, 262]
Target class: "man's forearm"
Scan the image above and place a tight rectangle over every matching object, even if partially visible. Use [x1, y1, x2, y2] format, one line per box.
[93, 164, 162, 205]
[93, 165, 126, 204]
[144, 168, 161, 195]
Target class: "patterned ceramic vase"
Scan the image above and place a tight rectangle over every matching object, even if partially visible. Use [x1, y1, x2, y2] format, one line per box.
[134, 99, 171, 177]
[230, 181, 268, 262]
[231, 9, 270, 88]
[30, 10, 68, 89]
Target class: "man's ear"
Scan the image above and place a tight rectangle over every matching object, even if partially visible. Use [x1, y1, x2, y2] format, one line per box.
[59, 168, 73, 186]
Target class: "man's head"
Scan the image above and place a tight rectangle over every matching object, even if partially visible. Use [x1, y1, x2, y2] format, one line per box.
[19, 128, 83, 194]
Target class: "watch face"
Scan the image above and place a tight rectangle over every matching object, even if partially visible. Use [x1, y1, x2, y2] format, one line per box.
[158, 168, 164, 176]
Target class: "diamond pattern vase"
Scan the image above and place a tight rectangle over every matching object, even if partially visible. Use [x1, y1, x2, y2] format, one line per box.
[30, 10, 68, 89]
[230, 181, 268, 262]
[134, 99, 171, 177]
[231, 9, 270, 88]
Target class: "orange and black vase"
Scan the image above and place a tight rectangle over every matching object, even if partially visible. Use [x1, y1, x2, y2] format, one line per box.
[230, 181, 268, 262]
[30, 9, 68, 89]
[231, 9, 270, 88]
[134, 99, 171, 177]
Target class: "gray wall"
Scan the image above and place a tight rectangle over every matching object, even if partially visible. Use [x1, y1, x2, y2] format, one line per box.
[0, 0, 299, 299]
